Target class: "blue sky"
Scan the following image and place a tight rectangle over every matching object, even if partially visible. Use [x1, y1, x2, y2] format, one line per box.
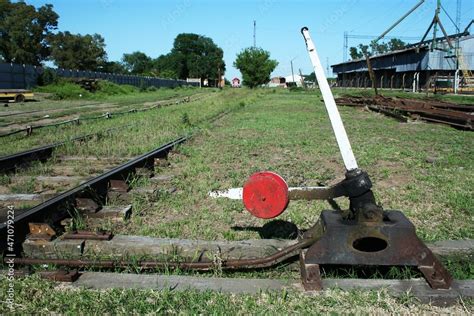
[28, 0, 473, 79]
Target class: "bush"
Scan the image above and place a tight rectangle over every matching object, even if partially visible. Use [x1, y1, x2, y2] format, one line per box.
[288, 86, 305, 92]
[37, 68, 59, 86]
[139, 80, 147, 92]
[35, 78, 161, 100]
[95, 80, 138, 96]
[181, 112, 191, 127]
[147, 86, 158, 92]
[35, 80, 90, 100]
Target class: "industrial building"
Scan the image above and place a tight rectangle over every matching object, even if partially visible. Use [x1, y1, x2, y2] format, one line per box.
[331, 31, 474, 93]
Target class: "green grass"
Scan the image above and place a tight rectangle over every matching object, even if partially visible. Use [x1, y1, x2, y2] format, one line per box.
[1, 276, 471, 314]
[33, 80, 149, 100]
[114, 88, 472, 243]
[1, 87, 472, 313]
[0, 89, 203, 132]
[34, 81, 92, 100]
[0, 90, 215, 156]
[35, 79, 199, 100]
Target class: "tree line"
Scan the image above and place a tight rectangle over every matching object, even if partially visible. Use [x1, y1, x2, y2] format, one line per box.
[0, 1, 225, 82]
[349, 38, 406, 60]
[0, 1, 280, 88]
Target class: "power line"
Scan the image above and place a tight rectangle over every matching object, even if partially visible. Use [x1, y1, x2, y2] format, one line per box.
[342, 33, 421, 61]
[346, 34, 420, 40]
[253, 20, 256, 48]
[348, 0, 407, 32]
[456, 0, 462, 32]
[441, 3, 459, 32]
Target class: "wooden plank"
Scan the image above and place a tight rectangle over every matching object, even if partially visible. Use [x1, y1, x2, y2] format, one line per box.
[23, 236, 297, 261]
[23, 238, 84, 259]
[71, 272, 473, 305]
[0, 194, 42, 202]
[73, 272, 290, 294]
[427, 239, 474, 256]
[23, 236, 474, 261]
[84, 205, 132, 221]
[59, 156, 133, 162]
[11, 176, 87, 188]
[150, 174, 174, 183]
[83, 236, 295, 261]
[319, 279, 474, 305]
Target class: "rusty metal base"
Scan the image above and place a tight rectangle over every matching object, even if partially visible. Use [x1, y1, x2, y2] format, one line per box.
[300, 210, 453, 290]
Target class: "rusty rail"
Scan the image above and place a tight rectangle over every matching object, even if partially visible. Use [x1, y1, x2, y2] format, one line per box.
[0, 125, 129, 173]
[336, 96, 473, 130]
[0, 136, 187, 254]
[8, 235, 316, 270]
[0, 107, 232, 254]
[0, 94, 206, 138]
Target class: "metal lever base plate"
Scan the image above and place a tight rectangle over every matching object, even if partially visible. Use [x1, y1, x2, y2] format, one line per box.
[300, 210, 453, 290]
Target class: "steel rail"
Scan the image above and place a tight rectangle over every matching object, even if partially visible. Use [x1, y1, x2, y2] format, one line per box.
[0, 94, 206, 138]
[0, 136, 187, 254]
[9, 235, 317, 271]
[0, 107, 232, 254]
[0, 125, 129, 173]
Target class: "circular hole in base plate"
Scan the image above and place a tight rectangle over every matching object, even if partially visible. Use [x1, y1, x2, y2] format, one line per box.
[352, 237, 388, 252]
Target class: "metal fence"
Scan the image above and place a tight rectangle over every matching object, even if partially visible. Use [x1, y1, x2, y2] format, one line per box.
[0, 63, 40, 89]
[0, 63, 198, 89]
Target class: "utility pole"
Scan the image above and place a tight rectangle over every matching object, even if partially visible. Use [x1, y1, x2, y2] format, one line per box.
[299, 68, 307, 89]
[455, 0, 461, 73]
[432, 0, 441, 50]
[456, 0, 462, 32]
[343, 31, 348, 61]
[365, 53, 378, 96]
[290, 58, 295, 83]
[253, 20, 256, 48]
[418, 0, 453, 51]
[374, 0, 425, 43]
[326, 57, 330, 77]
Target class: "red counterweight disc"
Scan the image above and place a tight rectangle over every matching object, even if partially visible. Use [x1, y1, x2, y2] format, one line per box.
[242, 171, 289, 219]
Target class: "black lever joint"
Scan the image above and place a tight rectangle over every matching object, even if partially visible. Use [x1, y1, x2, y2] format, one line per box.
[342, 169, 372, 198]
[340, 169, 383, 222]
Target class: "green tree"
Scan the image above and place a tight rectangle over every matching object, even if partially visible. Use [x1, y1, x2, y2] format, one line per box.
[305, 72, 316, 82]
[349, 47, 363, 60]
[170, 33, 225, 81]
[387, 38, 406, 51]
[349, 38, 406, 60]
[233, 47, 278, 88]
[153, 54, 178, 78]
[122, 51, 153, 74]
[99, 61, 127, 74]
[369, 40, 388, 55]
[49, 31, 107, 70]
[358, 44, 370, 56]
[0, 0, 58, 65]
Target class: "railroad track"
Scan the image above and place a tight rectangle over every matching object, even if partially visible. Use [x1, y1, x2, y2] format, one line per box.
[0, 93, 209, 137]
[0, 92, 204, 124]
[335, 96, 473, 130]
[0, 106, 232, 250]
[0, 125, 132, 173]
[0, 101, 195, 217]
[0, 98, 472, 305]
[0, 90, 228, 229]
[2, 124, 472, 303]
